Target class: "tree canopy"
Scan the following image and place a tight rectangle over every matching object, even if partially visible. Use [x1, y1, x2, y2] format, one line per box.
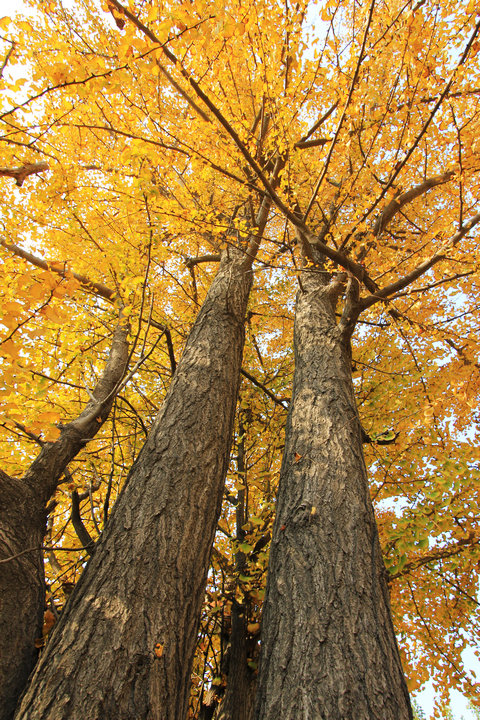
[1, 0, 480, 715]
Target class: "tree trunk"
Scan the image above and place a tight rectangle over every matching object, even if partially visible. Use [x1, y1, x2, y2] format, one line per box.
[217, 599, 257, 720]
[15, 247, 253, 720]
[0, 320, 129, 720]
[0, 471, 44, 720]
[254, 266, 412, 720]
[217, 417, 257, 720]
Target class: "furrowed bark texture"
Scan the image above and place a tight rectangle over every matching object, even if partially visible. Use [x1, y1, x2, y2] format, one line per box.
[15, 247, 253, 720]
[254, 267, 412, 720]
[0, 321, 129, 720]
[0, 470, 44, 720]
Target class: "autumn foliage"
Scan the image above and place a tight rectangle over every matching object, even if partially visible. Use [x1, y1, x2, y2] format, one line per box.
[1, 0, 480, 716]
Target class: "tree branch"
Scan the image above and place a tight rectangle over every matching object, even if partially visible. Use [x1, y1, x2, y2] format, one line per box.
[294, 137, 331, 150]
[361, 211, 480, 309]
[0, 41, 15, 80]
[0, 238, 114, 300]
[298, 101, 339, 143]
[0, 161, 48, 186]
[342, 16, 480, 244]
[71, 490, 96, 556]
[22, 313, 130, 501]
[185, 254, 221, 268]
[390, 535, 479, 581]
[303, 0, 376, 221]
[241, 368, 288, 409]
[372, 171, 455, 236]
[1, 238, 176, 340]
[107, 0, 293, 217]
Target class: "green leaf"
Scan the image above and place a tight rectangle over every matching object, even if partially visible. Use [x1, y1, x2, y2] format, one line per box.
[238, 542, 254, 553]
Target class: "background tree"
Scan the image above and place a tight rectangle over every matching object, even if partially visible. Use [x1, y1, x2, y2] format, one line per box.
[0, 308, 129, 720]
[0, 0, 480, 717]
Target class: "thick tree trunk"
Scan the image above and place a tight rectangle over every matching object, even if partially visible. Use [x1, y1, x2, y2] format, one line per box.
[0, 320, 129, 720]
[254, 267, 412, 720]
[0, 471, 44, 720]
[15, 247, 253, 720]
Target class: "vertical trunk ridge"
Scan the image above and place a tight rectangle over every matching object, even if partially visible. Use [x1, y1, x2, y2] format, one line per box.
[255, 267, 412, 720]
[15, 247, 253, 720]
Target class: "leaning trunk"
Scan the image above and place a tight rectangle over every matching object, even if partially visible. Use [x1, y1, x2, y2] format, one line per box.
[15, 247, 253, 720]
[0, 320, 129, 720]
[254, 266, 412, 720]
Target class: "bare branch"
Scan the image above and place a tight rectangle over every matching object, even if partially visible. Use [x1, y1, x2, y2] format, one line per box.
[13, 422, 44, 446]
[0, 161, 48, 186]
[241, 368, 288, 409]
[299, 101, 339, 143]
[164, 327, 177, 374]
[71, 491, 96, 556]
[373, 171, 455, 236]
[185, 254, 221, 268]
[0, 41, 15, 80]
[0, 238, 114, 301]
[361, 211, 480, 309]
[294, 137, 331, 150]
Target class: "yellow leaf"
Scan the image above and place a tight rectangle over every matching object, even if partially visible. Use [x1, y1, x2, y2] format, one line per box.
[154, 643, 164, 658]
[1, 339, 19, 359]
[37, 411, 61, 424]
[156, 20, 171, 43]
[43, 426, 61, 442]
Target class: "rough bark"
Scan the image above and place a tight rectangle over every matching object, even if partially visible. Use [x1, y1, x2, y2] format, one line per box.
[0, 320, 129, 720]
[0, 471, 45, 720]
[14, 246, 253, 720]
[254, 266, 412, 720]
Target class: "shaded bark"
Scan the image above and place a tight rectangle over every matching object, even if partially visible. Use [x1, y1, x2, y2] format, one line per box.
[0, 471, 45, 720]
[217, 599, 257, 720]
[217, 417, 257, 720]
[15, 246, 253, 720]
[0, 320, 129, 720]
[254, 266, 412, 720]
